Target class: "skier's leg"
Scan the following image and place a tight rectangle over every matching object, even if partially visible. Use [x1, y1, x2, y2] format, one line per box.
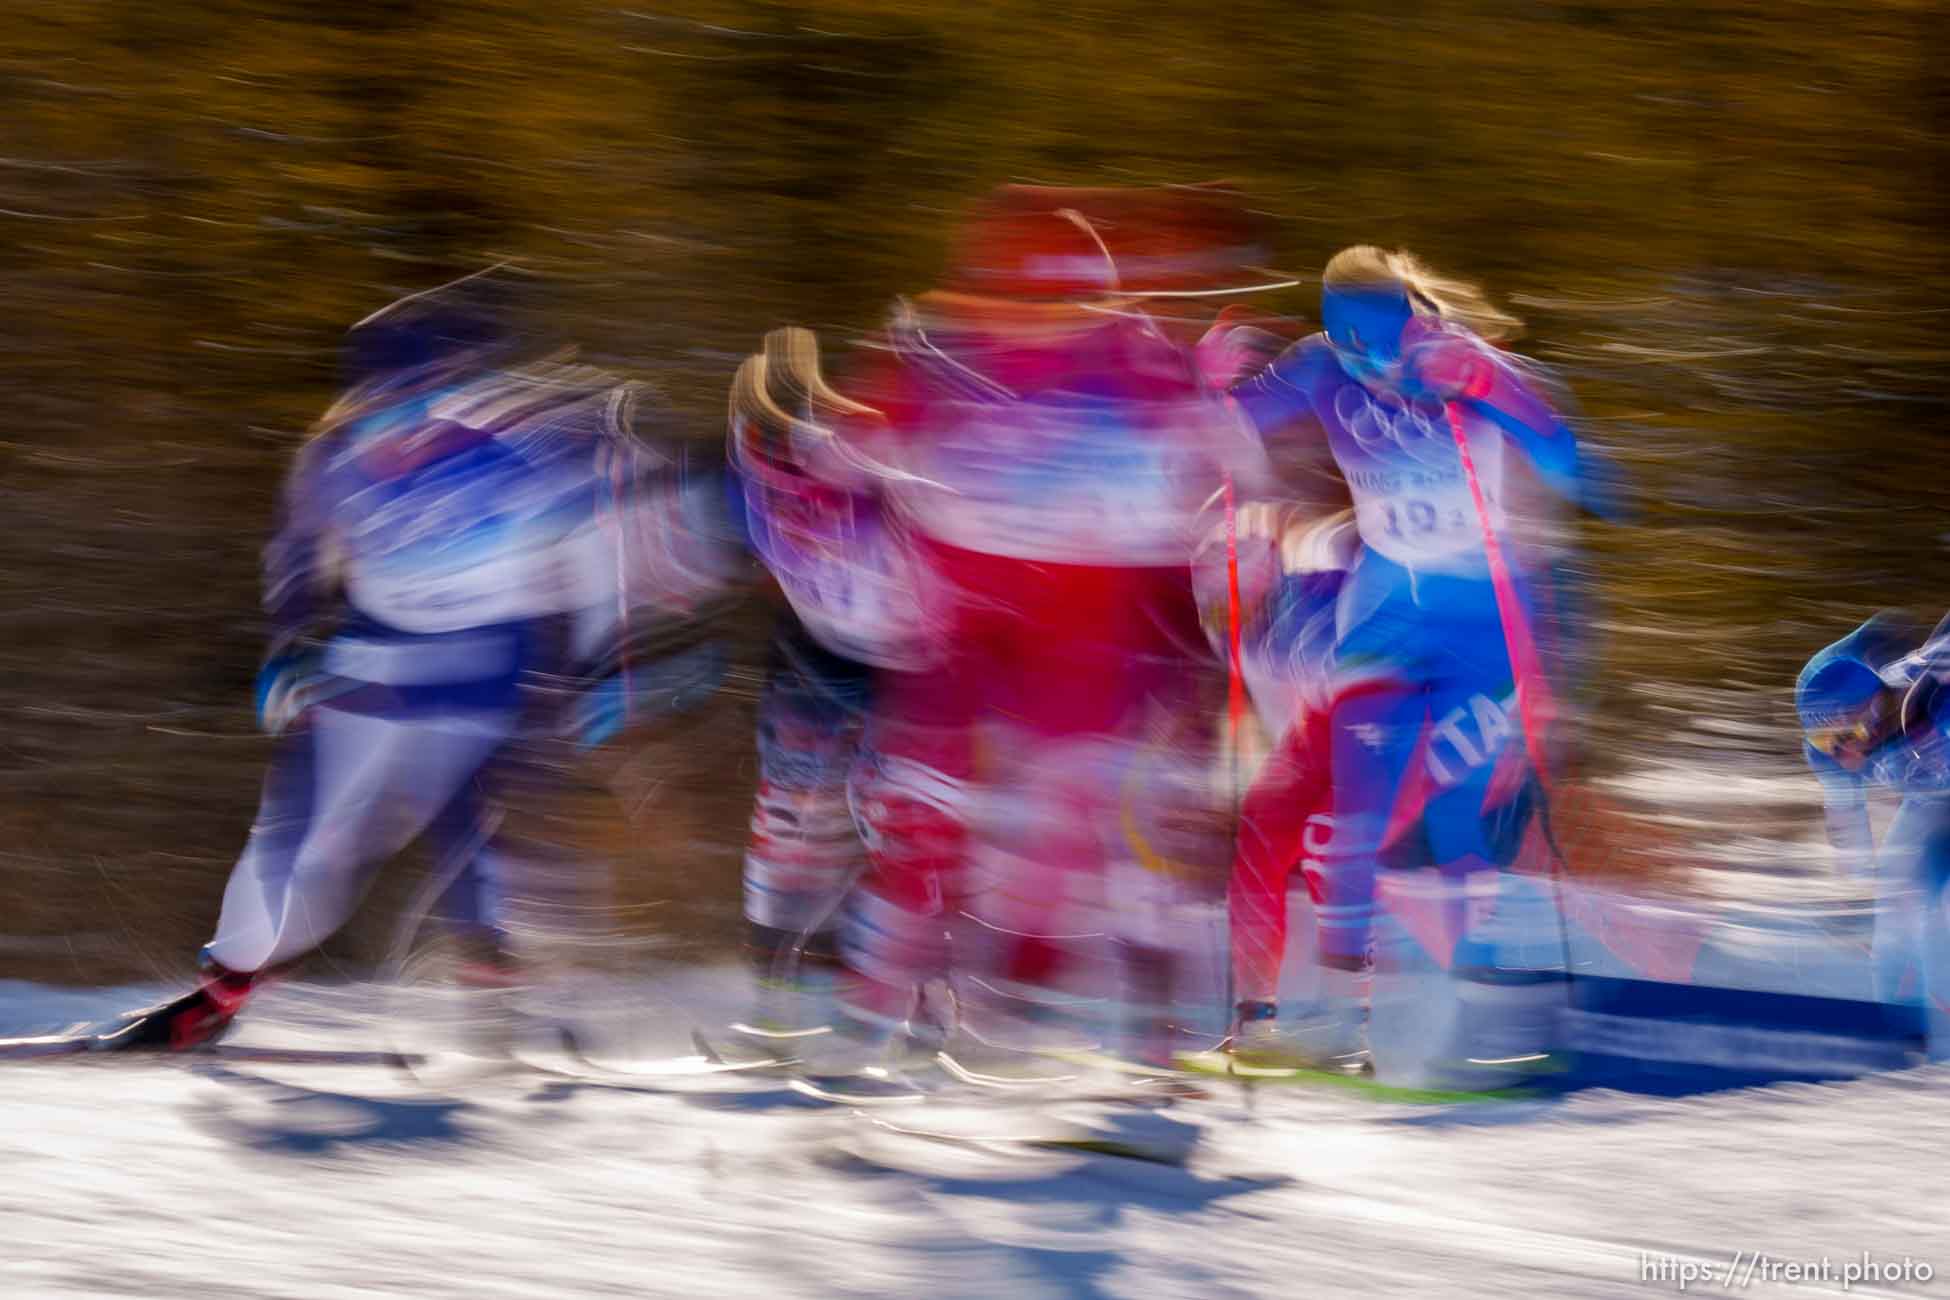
[206, 720, 321, 968]
[1393, 718, 1554, 1089]
[413, 760, 528, 986]
[1102, 720, 1248, 1065]
[1229, 712, 1331, 1011]
[1321, 680, 1423, 967]
[99, 731, 322, 1050]
[110, 697, 512, 1051]
[1872, 795, 1933, 1004]
[829, 666, 972, 1052]
[950, 555, 1196, 1056]
[206, 700, 514, 974]
[1286, 676, 1422, 1067]
[957, 736, 1131, 1054]
[1915, 799, 1950, 1059]
[742, 625, 872, 1032]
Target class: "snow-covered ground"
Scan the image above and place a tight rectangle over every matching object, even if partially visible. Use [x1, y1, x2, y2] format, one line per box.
[3, 977, 1947, 1300]
[1, 748, 1934, 1300]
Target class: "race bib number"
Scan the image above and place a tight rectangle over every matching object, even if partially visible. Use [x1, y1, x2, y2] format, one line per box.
[1334, 389, 1506, 571]
[1355, 485, 1487, 565]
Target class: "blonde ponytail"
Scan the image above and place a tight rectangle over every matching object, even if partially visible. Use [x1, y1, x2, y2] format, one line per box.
[1322, 245, 1523, 343]
[763, 326, 881, 421]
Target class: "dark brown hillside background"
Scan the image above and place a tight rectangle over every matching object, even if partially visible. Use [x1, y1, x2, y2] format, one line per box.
[1, 0, 1945, 983]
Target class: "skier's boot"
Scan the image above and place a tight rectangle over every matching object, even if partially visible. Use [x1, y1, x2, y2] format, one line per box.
[1224, 1000, 1304, 1073]
[790, 960, 977, 1105]
[1225, 998, 1371, 1076]
[96, 951, 264, 1052]
[446, 929, 530, 1060]
[731, 921, 843, 1067]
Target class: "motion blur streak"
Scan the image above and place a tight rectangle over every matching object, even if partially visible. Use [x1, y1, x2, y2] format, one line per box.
[3, 5, 1949, 1298]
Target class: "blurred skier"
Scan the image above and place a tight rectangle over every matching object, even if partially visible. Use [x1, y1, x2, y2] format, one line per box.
[1190, 504, 1356, 1065]
[728, 329, 897, 1043]
[778, 187, 1272, 1085]
[1800, 611, 1950, 1047]
[105, 272, 741, 1051]
[1226, 247, 1611, 1080]
[1192, 307, 1355, 1066]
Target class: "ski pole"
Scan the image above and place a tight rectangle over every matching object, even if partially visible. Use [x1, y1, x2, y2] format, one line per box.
[1221, 471, 1245, 1038]
[1445, 400, 1578, 988]
[1444, 400, 1553, 790]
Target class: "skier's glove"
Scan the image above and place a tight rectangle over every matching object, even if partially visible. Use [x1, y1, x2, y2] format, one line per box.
[1194, 311, 1289, 393]
[1399, 336, 1494, 403]
[254, 649, 332, 736]
[566, 640, 728, 751]
[568, 673, 632, 751]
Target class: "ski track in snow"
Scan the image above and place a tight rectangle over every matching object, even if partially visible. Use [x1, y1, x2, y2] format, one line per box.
[3, 979, 1949, 1299]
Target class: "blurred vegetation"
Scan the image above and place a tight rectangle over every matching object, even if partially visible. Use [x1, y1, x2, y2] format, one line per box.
[1, 0, 1945, 980]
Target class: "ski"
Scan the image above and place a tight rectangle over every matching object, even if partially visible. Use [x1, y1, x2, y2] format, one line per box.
[781, 1043, 1212, 1111]
[1174, 1049, 1545, 1104]
[0, 1026, 96, 1060]
[547, 1025, 797, 1083]
[0, 1026, 421, 1067]
[790, 1078, 928, 1106]
[1030, 1047, 1216, 1100]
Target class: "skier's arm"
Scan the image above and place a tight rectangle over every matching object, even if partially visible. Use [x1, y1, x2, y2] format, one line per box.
[252, 430, 351, 733]
[1194, 309, 1295, 394]
[564, 392, 748, 746]
[261, 431, 343, 658]
[565, 638, 727, 750]
[1404, 333, 1628, 523]
[1895, 624, 1950, 760]
[1227, 339, 1322, 442]
[1226, 340, 1347, 512]
[1806, 741, 1876, 876]
[1462, 381, 1623, 523]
